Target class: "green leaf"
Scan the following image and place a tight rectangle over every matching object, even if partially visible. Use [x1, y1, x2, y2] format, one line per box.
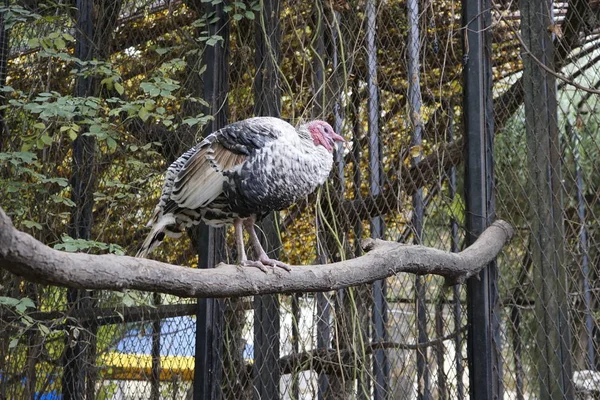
[0, 296, 20, 306]
[40, 134, 53, 145]
[245, 11, 255, 19]
[22, 220, 42, 230]
[121, 292, 136, 307]
[20, 298, 35, 309]
[138, 108, 150, 122]
[54, 37, 66, 50]
[15, 303, 27, 313]
[33, 122, 45, 130]
[50, 195, 75, 207]
[106, 137, 117, 150]
[38, 324, 50, 336]
[0, 152, 37, 163]
[8, 338, 18, 349]
[232, 14, 243, 21]
[206, 35, 224, 45]
[140, 82, 161, 97]
[41, 177, 69, 186]
[114, 82, 124, 95]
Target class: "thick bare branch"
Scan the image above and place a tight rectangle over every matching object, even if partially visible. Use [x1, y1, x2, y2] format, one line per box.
[0, 206, 513, 298]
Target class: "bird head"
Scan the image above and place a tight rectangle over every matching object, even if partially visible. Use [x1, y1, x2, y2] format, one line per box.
[306, 120, 345, 152]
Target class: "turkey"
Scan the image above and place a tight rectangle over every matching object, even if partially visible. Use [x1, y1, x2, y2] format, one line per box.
[136, 116, 344, 271]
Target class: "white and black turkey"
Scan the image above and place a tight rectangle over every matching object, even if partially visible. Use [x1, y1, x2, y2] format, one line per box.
[136, 116, 344, 271]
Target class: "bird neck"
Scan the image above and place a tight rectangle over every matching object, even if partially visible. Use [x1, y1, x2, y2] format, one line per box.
[296, 124, 313, 141]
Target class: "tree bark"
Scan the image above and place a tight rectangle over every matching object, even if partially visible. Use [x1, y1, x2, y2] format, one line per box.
[0, 206, 513, 297]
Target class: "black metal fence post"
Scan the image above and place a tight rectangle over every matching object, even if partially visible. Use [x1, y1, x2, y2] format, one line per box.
[193, 2, 229, 398]
[0, 0, 10, 152]
[64, 1, 95, 398]
[462, 0, 501, 396]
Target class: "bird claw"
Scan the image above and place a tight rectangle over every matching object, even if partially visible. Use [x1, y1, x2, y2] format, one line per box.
[259, 257, 292, 272]
[240, 258, 292, 273]
[240, 260, 270, 273]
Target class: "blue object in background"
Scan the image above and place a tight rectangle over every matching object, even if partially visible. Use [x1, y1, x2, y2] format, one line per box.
[35, 390, 61, 399]
[114, 316, 254, 360]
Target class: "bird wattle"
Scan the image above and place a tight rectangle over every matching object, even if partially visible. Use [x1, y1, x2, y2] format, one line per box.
[309, 126, 334, 152]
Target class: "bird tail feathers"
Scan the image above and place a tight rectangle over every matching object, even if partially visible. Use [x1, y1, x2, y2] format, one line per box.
[136, 214, 177, 258]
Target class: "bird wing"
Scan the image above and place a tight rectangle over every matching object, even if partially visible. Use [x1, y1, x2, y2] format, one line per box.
[169, 117, 290, 210]
[169, 141, 245, 210]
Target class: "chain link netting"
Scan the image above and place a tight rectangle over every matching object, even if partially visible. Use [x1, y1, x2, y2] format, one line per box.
[494, 0, 600, 397]
[2, 0, 600, 398]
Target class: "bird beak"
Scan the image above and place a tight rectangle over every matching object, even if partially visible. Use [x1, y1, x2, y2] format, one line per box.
[331, 132, 345, 142]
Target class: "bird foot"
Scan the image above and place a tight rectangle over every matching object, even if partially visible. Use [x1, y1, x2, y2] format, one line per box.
[240, 258, 292, 273]
[258, 257, 292, 272]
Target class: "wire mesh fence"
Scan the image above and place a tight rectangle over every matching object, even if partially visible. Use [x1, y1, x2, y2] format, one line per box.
[1, 0, 600, 399]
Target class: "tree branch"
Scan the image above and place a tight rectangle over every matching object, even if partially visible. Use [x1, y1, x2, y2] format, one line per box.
[0, 206, 513, 298]
[1, 303, 197, 327]
[275, 326, 469, 375]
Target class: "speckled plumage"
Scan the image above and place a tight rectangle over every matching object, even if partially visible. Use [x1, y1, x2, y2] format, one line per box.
[136, 116, 343, 263]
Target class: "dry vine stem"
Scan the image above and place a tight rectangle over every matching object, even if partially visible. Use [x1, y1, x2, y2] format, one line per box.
[0, 206, 513, 298]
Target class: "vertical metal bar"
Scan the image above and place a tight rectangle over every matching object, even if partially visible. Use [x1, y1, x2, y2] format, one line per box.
[312, 0, 326, 117]
[253, 0, 282, 397]
[316, 286, 331, 398]
[434, 296, 447, 400]
[448, 105, 464, 400]
[193, 3, 229, 398]
[194, 228, 225, 400]
[510, 301, 525, 400]
[310, 1, 333, 397]
[573, 129, 594, 369]
[407, 0, 431, 398]
[520, 0, 572, 396]
[151, 293, 161, 400]
[330, 9, 345, 178]
[254, 0, 281, 117]
[291, 294, 301, 399]
[366, 0, 388, 397]
[64, 1, 94, 398]
[329, 14, 349, 396]
[462, 0, 501, 396]
[349, 78, 371, 400]
[0, 0, 11, 152]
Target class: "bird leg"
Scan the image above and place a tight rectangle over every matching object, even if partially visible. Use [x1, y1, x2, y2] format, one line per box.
[234, 218, 248, 264]
[233, 218, 268, 273]
[242, 217, 291, 272]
